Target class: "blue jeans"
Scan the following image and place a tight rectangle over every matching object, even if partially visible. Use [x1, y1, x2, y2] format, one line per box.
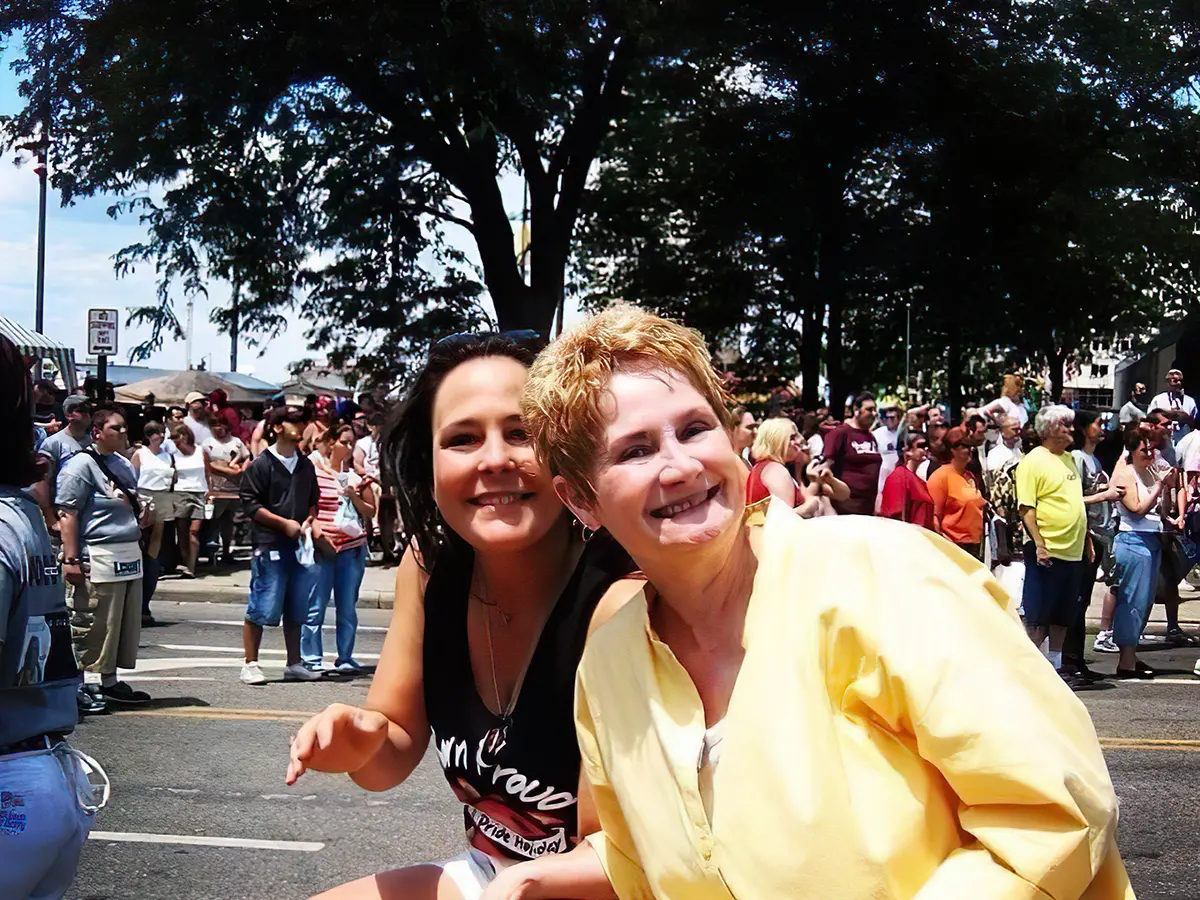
[1113, 531, 1162, 649]
[245, 547, 319, 628]
[0, 746, 96, 900]
[301, 544, 367, 666]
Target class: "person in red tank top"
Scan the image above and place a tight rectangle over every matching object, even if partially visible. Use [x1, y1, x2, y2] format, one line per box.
[880, 432, 936, 530]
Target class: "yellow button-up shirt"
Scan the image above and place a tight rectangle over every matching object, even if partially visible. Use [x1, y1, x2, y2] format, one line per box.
[576, 500, 1134, 900]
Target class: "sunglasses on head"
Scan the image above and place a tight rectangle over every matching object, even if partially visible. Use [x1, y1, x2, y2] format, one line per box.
[435, 330, 545, 351]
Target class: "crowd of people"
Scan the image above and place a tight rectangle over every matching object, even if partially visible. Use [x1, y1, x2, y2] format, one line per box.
[23, 383, 395, 715]
[1, 311, 1171, 899]
[731, 370, 1200, 691]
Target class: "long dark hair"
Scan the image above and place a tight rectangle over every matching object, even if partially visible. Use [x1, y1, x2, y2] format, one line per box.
[0, 335, 48, 488]
[1072, 409, 1099, 450]
[381, 334, 544, 573]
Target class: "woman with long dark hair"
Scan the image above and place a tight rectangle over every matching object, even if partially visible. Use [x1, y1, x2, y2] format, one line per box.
[286, 332, 634, 900]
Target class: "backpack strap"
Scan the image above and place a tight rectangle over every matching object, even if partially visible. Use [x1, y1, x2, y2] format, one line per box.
[85, 449, 143, 522]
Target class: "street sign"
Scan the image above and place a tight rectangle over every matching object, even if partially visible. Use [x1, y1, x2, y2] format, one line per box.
[87, 308, 119, 357]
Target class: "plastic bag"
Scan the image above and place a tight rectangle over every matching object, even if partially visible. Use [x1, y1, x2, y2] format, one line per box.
[333, 493, 364, 539]
[296, 527, 315, 566]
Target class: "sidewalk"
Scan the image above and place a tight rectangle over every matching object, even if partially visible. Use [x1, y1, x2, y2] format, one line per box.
[151, 558, 1200, 629]
[151, 558, 398, 609]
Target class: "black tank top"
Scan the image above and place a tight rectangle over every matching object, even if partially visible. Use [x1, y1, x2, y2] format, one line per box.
[422, 536, 632, 861]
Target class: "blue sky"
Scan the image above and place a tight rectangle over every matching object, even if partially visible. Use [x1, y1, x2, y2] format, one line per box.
[0, 41, 561, 385]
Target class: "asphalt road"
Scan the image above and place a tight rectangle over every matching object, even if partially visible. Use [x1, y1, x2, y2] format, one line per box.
[63, 600, 1200, 900]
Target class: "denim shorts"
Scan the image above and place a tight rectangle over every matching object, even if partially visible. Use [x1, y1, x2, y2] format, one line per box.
[1021, 541, 1085, 628]
[245, 546, 319, 627]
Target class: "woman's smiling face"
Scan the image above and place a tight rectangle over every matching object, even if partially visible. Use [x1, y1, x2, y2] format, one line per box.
[431, 356, 564, 553]
[568, 367, 745, 564]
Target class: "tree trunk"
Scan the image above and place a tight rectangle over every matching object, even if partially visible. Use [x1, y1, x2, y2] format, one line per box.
[946, 330, 963, 423]
[800, 293, 823, 410]
[1046, 345, 1068, 404]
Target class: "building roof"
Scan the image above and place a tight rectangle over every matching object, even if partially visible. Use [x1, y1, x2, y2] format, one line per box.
[78, 363, 280, 393]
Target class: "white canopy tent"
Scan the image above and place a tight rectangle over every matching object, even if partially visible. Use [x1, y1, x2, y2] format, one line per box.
[0, 317, 79, 390]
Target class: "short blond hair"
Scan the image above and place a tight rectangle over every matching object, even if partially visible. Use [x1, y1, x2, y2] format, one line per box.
[752, 417, 798, 465]
[522, 305, 731, 505]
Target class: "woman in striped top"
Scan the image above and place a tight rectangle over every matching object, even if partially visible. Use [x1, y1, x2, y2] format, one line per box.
[301, 425, 377, 674]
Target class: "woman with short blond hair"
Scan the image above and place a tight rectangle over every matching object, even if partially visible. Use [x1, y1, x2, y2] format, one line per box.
[503, 305, 1133, 900]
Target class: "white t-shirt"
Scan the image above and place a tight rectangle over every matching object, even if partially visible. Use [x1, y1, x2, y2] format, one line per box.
[989, 396, 1028, 428]
[355, 435, 380, 479]
[182, 416, 213, 447]
[1149, 391, 1198, 445]
[134, 446, 175, 492]
[872, 426, 900, 512]
[986, 441, 1022, 475]
[1176, 429, 1200, 473]
[268, 444, 300, 475]
[172, 448, 208, 493]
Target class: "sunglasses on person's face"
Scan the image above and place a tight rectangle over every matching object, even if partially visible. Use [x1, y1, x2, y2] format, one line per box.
[913, 441, 929, 450]
[435, 330, 545, 351]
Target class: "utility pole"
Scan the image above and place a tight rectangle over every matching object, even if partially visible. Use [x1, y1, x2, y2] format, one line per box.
[185, 297, 194, 369]
[34, 6, 52, 335]
[229, 280, 240, 372]
[905, 299, 911, 404]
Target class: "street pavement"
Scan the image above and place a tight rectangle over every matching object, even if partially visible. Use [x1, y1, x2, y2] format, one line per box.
[65, 589, 1200, 899]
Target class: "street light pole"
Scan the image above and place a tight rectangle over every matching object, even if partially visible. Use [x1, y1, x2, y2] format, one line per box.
[35, 158, 47, 334]
[905, 299, 911, 404]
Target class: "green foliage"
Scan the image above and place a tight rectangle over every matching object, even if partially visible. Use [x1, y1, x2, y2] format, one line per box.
[4, 1, 1200, 402]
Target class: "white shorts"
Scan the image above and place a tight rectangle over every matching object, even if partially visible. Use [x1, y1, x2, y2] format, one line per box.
[432, 848, 501, 900]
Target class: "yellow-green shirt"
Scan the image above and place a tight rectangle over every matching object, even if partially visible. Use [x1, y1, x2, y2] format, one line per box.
[576, 500, 1133, 900]
[1015, 446, 1088, 561]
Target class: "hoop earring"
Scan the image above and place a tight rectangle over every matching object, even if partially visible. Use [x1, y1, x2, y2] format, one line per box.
[581, 526, 597, 543]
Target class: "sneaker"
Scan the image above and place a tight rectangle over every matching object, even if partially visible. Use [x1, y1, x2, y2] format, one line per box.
[1093, 631, 1118, 653]
[283, 663, 323, 682]
[334, 659, 365, 675]
[240, 661, 268, 685]
[100, 681, 152, 705]
[141, 613, 157, 628]
[77, 687, 107, 716]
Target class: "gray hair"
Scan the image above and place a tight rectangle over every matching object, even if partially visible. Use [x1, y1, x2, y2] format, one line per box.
[1034, 404, 1074, 440]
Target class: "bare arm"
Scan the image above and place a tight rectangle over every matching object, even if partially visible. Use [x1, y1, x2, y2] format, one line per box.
[759, 461, 798, 506]
[351, 546, 432, 790]
[819, 466, 851, 501]
[1116, 470, 1162, 517]
[352, 446, 367, 478]
[348, 479, 376, 519]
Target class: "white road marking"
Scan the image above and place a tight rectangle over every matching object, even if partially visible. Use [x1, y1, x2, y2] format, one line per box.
[192, 618, 388, 633]
[89, 831, 324, 852]
[1123, 677, 1200, 685]
[149, 643, 379, 660]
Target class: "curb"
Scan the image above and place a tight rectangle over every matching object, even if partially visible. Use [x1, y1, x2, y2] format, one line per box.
[151, 582, 394, 610]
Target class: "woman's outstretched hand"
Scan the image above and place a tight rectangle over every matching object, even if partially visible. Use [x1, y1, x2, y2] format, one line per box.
[286, 703, 389, 785]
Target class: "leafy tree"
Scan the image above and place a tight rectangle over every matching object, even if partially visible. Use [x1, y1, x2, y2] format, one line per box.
[1, 0, 695, 384]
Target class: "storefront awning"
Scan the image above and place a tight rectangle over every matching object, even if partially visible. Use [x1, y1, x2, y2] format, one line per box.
[0, 317, 79, 390]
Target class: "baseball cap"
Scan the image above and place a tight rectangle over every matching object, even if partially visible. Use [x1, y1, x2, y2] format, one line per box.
[63, 395, 93, 416]
[184, 391, 206, 405]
